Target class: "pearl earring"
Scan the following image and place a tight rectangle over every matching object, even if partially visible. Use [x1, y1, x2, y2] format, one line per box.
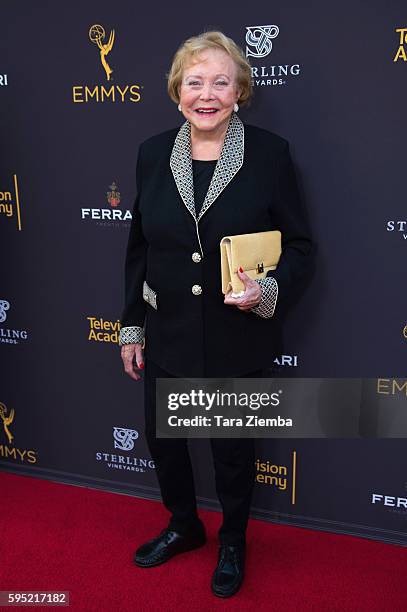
[234, 102, 239, 112]
[178, 103, 182, 112]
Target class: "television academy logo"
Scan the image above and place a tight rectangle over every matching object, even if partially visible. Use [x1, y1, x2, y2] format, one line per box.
[245, 25, 301, 87]
[0, 402, 38, 464]
[255, 450, 298, 504]
[87, 316, 121, 343]
[72, 24, 142, 104]
[95, 427, 155, 473]
[386, 220, 407, 240]
[0, 175, 22, 230]
[0, 300, 28, 345]
[393, 27, 407, 62]
[81, 181, 132, 227]
[255, 458, 288, 490]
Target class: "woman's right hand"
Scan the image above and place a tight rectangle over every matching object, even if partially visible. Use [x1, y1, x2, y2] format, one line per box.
[121, 343, 144, 381]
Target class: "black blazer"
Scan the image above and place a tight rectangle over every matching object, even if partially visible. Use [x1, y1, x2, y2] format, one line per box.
[120, 113, 312, 377]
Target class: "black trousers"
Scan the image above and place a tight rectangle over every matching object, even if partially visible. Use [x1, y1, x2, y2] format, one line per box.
[143, 358, 265, 546]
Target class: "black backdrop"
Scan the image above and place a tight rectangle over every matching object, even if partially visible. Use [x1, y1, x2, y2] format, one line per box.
[1, 1, 406, 546]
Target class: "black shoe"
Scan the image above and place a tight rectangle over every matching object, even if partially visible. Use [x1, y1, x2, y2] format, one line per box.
[134, 524, 206, 568]
[211, 544, 245, 598]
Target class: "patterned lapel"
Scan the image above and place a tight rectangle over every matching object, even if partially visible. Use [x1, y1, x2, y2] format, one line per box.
[170, 112, 245, 223]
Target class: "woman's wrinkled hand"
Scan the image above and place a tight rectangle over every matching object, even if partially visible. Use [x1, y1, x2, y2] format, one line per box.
[121, 343, 144, 381]
[223, 268, 262, 312]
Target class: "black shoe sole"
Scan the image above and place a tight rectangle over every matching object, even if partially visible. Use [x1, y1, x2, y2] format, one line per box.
[211, 574, 244, 598]
[211, 583, 243, 598]
[134, 537, 206, 568]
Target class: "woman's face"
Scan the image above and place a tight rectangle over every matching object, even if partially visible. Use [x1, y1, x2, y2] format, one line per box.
[179, 48, 241, 135]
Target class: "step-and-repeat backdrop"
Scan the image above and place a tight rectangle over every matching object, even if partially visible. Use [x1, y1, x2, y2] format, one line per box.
[1, 2, 406, 545]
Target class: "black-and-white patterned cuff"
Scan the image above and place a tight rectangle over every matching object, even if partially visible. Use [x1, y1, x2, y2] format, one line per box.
[251, 277, 279, 319]
[119, 326, 145, 346]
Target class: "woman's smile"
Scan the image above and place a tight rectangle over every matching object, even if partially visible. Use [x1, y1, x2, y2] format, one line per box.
[194, 107, 219, 114]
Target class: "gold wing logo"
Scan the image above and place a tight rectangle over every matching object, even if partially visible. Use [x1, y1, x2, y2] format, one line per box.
[89, 24, 115, 81]
[0, 402, 15, 445]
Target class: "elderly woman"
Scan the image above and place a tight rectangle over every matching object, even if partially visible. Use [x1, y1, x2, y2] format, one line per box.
[119, 31, 312, 597]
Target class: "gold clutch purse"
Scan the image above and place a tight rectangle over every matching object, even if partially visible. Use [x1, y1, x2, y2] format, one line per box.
[220, 230, 282, 296]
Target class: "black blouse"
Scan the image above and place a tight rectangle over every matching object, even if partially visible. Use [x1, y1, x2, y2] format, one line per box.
[192, 159, 217, 216]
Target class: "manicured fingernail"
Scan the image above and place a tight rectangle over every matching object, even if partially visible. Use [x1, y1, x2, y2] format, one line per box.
[139, 362, 144, 369]
[239, 266, 243, 273]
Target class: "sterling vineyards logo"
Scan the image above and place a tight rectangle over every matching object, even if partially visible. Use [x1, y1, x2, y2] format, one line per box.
[95, 426, 155, 473]
[245, 24, 301, 87]
[113, 426, 138, 451]
[246, 25, 279, 58]
[0, 300, 28, 345]
[386, 220, 407, 240]
[0, 300, 10, 323]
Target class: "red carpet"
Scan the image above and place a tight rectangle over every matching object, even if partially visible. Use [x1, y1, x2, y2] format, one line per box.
[1, 471, 406, 611]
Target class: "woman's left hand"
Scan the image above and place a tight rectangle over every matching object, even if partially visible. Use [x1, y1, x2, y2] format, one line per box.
[223, 268, 262, 312]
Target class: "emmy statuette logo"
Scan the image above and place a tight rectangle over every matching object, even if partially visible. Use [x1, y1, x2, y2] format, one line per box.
[0, 402, 37, 464]
[89, 24, 115, 80]
[0, 402, 15, 445]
